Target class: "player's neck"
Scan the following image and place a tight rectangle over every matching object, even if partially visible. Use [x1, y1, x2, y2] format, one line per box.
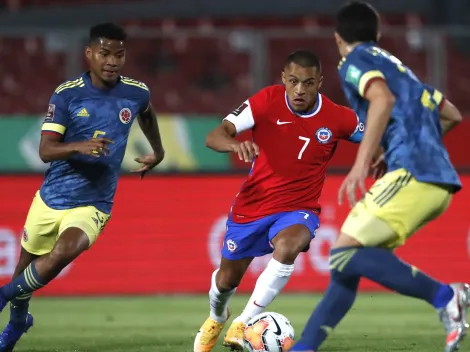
[342, 42, 363, 57]
[89, 71, 118, 90]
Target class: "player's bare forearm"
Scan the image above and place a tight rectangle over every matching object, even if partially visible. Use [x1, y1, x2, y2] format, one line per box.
[439, 99, 462, 136]
[206, 121, 239, 153]
[138, 104, 165, 160]
[355, 81, 395, 167]
[39, 135, 79, 163]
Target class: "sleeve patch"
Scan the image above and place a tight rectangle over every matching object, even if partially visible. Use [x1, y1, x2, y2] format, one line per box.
[345, 65, 362, 86]
[231, 103, 248, 117]
[45, 104, 55, 122]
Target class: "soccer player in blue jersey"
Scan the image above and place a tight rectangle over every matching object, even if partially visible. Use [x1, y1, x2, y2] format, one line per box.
[0, 23, 164, 350]
[289, 2, 468, 352]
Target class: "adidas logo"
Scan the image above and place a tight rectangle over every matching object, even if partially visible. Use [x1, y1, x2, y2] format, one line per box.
[77, 108, 90, 117]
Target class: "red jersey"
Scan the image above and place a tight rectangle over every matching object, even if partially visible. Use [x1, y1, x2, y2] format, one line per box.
[224, 85, 362, 224]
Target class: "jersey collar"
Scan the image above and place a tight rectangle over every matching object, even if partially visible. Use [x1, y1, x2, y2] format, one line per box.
[285, 92, 322, 118]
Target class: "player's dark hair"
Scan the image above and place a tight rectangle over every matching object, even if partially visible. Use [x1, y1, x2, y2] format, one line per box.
[336, 1, 379, 44]
[285, 50, 322, 71]
[89, 23, 127, 44]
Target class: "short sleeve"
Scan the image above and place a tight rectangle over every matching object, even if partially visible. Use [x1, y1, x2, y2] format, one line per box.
[341, 54, 385, 98]
[139, 84, 151, 114]
[423, 84, 446, 111]
[223, 87, 270, 134]
[41, 93, 70, 136]
[223, 101, 255, 134]
[347, 112, 365, 143]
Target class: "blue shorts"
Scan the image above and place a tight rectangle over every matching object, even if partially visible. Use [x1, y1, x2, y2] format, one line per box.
[221, 210, 320, 260]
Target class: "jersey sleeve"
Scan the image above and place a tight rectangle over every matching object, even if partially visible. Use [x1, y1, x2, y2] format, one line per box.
[223, 101, 255, 134]
[423, 84, 446, 111]
[341, 53, 385, 98]
[139, 83, 151, 113]
[223, 88, 270, 134]
[340, 107, 364, 143]
[41, 93, 70, 136]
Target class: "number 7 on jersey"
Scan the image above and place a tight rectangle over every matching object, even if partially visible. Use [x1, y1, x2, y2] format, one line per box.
[298, 136, 310, 159]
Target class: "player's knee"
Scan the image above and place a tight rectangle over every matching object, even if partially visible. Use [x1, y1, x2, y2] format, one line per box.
[49, 228, 89, 269]
[272, 228, 311, 264]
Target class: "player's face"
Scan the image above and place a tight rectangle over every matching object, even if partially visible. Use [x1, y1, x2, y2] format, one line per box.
[282, 63, 323, 113]
[86, 38, 126, 84]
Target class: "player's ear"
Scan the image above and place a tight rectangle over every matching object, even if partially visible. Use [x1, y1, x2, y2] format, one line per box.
[85, 46, 92, 60]
[334, 32, 342, 47]
[318, 75, 324, 91]
[281, 70, 286, 85]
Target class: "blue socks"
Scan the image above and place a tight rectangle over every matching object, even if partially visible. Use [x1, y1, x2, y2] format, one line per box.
[290, 246, 454, 351]
[0, 261, 46, 302]
[329, 247, 452, 306]
[290, 270, 360, 351]
[9, 297, 31, 327]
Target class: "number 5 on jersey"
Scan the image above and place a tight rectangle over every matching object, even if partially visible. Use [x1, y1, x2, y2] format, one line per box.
[92, 130, 106, 155]
[298, 136, 310, 160]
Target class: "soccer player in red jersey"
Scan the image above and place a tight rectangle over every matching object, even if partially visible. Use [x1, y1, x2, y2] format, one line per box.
[194, 50, 365, 352]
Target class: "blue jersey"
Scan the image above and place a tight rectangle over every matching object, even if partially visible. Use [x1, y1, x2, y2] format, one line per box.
[338, 42, 461, 191]
[40, 72, 150, 213]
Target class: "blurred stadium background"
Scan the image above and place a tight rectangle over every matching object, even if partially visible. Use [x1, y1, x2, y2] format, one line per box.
[0, 0, 469, 351]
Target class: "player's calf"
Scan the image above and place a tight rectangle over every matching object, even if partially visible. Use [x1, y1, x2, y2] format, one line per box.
[239, 224, 309, 320]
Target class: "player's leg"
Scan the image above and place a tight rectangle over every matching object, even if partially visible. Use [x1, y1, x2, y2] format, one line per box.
[236, 211, 319, 324]
[194, 258, 253, 352]
[290, 169, 467, 352]
[0, 192, 58, 351]
[0, 204, 108, 305]
[224, 211, 319, 351]
[195, 215, 269, 352]
[0, 247, 38, 351]
[8, 248, 38, 325]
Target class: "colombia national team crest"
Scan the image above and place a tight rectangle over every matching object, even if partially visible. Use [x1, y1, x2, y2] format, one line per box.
[119, 108, 132, 124]
[316, 127, 332, 144]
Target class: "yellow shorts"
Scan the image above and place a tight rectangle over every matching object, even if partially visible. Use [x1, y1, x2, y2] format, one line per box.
[22, 191, 111, 256]
[341, 168, 452, 249]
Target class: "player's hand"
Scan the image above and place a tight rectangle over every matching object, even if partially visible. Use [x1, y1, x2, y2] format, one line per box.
[74, 138, 114, 157]
[371, 153, 387, 180]
[230, 141, 260, 163]
[132, 152, 164, 179]
[338, 162, 368, 207]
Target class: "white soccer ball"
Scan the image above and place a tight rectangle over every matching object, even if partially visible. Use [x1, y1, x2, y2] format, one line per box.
[243, 312, 295, 352]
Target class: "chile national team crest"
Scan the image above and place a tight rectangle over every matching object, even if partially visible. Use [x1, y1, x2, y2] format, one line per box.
[316, 127, 332, 144]
[119, 108, 132, 124]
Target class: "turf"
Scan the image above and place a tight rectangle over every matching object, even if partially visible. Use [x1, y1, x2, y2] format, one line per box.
[1, 293, 451, 351]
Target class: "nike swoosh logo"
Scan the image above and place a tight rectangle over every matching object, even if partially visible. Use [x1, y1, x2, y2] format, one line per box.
[253, 300, 265, 308]
[271, 315, 282, 335]
[277, 120, 292, 125]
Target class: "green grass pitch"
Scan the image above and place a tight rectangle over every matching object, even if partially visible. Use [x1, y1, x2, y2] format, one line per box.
[2, 293, 452, 351]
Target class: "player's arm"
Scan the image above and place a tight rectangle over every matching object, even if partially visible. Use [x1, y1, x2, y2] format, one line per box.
[206, 101, 259, 162]
[137, 103, 165, 163]
[438, 98, 462, 135]
[39, 94, 111, 163]
[354, 80, 395, 167]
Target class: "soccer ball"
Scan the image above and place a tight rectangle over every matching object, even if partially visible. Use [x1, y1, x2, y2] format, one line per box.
[243, 312, 295, 352]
